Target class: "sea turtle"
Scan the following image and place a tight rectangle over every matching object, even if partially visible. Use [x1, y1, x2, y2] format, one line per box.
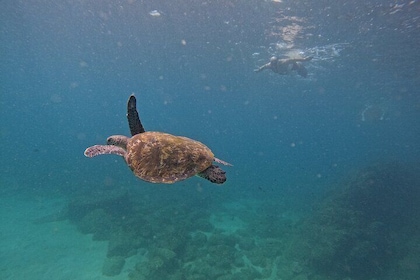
[84, 95, 231, 184]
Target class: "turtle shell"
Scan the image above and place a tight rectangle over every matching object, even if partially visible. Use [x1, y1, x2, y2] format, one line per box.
[126, 131, 214, 183]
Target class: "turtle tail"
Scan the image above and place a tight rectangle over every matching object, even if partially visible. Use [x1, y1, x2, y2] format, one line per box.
[127, 94, 145, 136]
[197, 165, 227, 184]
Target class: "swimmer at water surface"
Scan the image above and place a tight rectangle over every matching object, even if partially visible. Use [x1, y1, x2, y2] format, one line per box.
[254, 56, 313, 77]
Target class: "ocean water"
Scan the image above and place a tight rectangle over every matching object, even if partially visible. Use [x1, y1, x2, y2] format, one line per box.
[1, 1, 419, 280]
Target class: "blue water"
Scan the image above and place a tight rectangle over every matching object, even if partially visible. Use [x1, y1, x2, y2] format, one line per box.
[1, 1, 419, 279]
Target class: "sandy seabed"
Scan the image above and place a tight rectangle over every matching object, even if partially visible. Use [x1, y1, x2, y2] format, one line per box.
[0, 192, 139, 280]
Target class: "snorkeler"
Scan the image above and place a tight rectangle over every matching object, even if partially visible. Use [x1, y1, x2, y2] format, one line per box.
[254, 56, 313, 78]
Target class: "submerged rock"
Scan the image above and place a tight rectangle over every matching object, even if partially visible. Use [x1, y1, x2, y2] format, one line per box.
[78, 208, 113, 240]
[67, 189, 132, 221]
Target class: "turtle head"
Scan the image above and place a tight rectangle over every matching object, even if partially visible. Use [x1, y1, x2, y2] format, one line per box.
[107, 135, 129, 150]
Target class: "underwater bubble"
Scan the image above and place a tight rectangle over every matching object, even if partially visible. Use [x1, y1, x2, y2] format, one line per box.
[149, 10, 162, 17]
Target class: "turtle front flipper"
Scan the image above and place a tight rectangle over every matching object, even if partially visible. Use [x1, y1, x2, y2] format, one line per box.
[197, 165, 227, 184]
[127, 95, 145, 136]
[84, 145, 126, 158]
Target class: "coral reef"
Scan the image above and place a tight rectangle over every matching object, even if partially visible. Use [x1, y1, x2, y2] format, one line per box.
[287, 162, 420, 279]
[66, 188, 289, 279]
[102, 256, 125, 276]
[65, 162, 420, 279]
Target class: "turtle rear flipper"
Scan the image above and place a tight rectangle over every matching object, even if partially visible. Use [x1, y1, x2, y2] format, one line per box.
[214, 157, 233, 166]
[197, 165, 226, 184]
[84, 145, 126, 158]
[127, 95, 145, 136]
